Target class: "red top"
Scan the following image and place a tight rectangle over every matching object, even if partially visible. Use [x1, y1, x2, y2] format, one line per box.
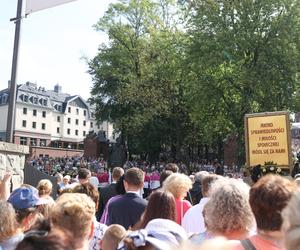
[175, 198, 192, 225]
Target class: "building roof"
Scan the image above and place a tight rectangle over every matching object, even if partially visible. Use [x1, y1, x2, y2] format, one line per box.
[0, 82, 92, 117]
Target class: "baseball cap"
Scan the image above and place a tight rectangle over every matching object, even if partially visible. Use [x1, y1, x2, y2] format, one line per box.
[8, 185, 46, 210]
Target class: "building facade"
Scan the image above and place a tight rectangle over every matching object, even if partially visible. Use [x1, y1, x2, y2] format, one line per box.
[0, 82, 116, 152]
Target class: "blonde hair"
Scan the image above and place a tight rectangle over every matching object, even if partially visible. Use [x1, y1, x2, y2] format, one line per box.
[0, 200, 18, 241]
[102, 224, 126, 250]
[163, 173, 192, 199]
[50, 193, 95, 240]
[282, 188, 300, 250]
[37, 179, 53, 196]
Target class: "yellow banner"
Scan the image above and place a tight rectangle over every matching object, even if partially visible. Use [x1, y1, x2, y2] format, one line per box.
[247, 114, 289, 166]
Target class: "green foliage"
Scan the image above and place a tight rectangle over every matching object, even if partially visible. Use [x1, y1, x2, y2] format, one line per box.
[89, 0, 300, 163]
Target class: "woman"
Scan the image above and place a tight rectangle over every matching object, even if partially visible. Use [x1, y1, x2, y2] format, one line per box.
[36, 179, 55, 218]
[190, 178, 254, 244]
[163, 173, 192, 224]
[133, 190, 176, 229]
[235, 175, 295, 250]
[0, 200, 24, 250]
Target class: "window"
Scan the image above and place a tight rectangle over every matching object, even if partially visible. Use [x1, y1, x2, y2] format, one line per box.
[24, 96, 28, 102]
[84, 110, 87, 116]
[32, 122, 36, 129]
[41, 123, 46, 130]
[42, 111, 46, 118]
[83, 120, 86, 126]
[90, 122, 93, 128]
[68, 107, 71, 113]
[33, 109, 37, 116]
[22, 120, 26, 127]
[75, 130, 78, 136]
[20, 137, 27, 145]
[68, 118, 71, 124]
[67, 128, 70, 135]
[43, 99, 47, 106]
[40, 139, 46, 147]
[57, 116, 60, 122]
[83, 131, 86, 136]
[30, 138, 37, 146]
[23, 108, 27, 114]
[76, 108, 79, 115]
[33, 97, 38, 104]
[57, 127, 60, 133]
[75, 119, 79, 125]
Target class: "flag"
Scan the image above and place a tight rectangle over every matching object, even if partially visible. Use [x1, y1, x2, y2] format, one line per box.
[26, 0, 77, 15]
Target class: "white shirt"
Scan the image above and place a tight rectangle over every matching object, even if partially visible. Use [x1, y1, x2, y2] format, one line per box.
[182, 197, 209, 234]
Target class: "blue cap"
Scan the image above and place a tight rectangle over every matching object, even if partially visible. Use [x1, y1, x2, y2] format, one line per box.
[8, 186, 41, 210]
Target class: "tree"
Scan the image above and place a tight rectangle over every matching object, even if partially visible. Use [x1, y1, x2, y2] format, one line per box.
[185, 0, 300, 163]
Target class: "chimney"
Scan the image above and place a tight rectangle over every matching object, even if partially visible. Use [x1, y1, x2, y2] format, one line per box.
[54, 84, 62, 93]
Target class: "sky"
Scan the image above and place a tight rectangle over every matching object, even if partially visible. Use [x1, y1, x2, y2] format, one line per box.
[0, 0, 116, 100]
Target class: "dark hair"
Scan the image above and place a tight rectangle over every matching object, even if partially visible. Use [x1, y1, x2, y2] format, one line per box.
[250, 175, 295, 231]
[201, 174, 219, 197]
[160, 170, 173, 186]
[251, 165, 262, 183]
[133, 191, 176, 230]
[116, 175, 126, 195]
[78, 168, 91, 180]
[165, 163, 179, 173]
[15, 207, 37, 224]
[124, 168, 144, 187]
[72, 183, 99, 205]
[16, 229, 73, 250]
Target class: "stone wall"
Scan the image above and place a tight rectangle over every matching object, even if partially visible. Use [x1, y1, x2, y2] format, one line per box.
[0, 142, 29, 189]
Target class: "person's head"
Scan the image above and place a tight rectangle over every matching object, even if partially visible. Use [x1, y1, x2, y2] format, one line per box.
[37, 179, 53, 196]
[16, 229, 73, 250]
[50, 193, 95, 245]
[63, 175, 70, 184]
[159, 170, 173, 187]
[250, 174, 295, 232]
[194, 171, 209, 183]
[203, 178, 254, 240]
[165, 163, 179, 173]
[0, 200, 19, 241]
[8, 185, 44, 231]
[78, 168, 91, 184]
[201, 174, 220, 197]
[282, 188, 300, 250]
[101, 224, 126, 250]
[135, 191, 176, 229]
[72, 182, 99, 210]
[56, 173, 63, 183]
[119, 219, 187, 250]
[124, 168, 144, 192]
[112, 167, 125, 182]
[163, 173, 192, 199]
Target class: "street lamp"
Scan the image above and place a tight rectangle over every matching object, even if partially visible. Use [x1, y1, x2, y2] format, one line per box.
[66, 144, 71, 158]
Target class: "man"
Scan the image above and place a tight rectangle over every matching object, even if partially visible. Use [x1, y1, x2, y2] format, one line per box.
[50, 193, 95, 250]
[78, 168, 91, 184]
[98, 167, 124, 218]
[107, 167, 147, 229]
[189, 171, 209, 205]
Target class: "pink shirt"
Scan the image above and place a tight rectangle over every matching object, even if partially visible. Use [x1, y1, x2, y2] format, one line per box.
[175, 198, 192, 225]
[234, 235, 285, 250]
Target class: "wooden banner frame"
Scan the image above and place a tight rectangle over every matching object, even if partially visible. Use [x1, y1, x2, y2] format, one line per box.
[244, 111, 292, 168]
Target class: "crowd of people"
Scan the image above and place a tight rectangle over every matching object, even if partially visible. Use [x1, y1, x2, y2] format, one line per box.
[1, 159, 300, 250]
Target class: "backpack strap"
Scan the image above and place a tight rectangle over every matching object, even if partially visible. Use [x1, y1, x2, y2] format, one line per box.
[240, 239, 257, 250]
